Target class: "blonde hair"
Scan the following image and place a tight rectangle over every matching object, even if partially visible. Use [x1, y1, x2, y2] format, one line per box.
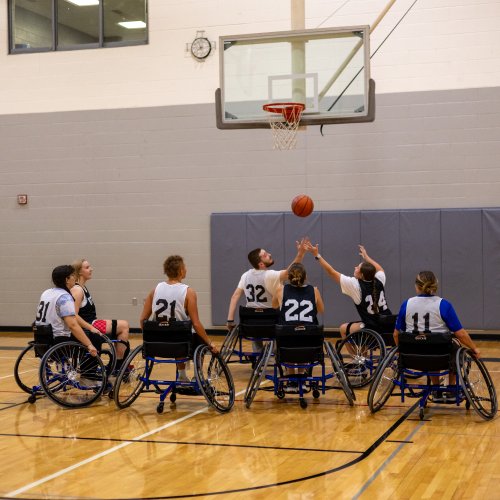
[415, 271, 438, 295]
[71, 258, 87, 282]
[288, 263, 307, 287]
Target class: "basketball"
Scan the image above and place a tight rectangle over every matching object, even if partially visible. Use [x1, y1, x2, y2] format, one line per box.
[291, 194, 314, 217]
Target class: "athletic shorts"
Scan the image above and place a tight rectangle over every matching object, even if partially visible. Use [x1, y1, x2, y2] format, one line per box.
[92, 319, 107, 335]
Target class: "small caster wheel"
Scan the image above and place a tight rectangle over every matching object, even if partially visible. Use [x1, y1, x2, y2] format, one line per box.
[300, 398, 307, 409]
[312, 390, 320, 399]
[466, 400, 471, 410]
[170, 393, 177, 403]
[277, 389, 285, 399]
[28, 394, 36, 404]
[157, 403, 164, 414]
[108, 390, 114, 399]
[419, 408, 424, 420]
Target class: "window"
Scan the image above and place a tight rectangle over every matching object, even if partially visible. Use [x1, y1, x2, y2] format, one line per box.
[9, 0, 148, 53]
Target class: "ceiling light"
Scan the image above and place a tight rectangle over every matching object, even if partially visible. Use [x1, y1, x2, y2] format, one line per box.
[66, 0, 99, 6]
[118, 21, 147, 29]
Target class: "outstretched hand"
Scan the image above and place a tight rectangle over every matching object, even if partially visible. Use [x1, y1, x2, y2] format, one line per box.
[304, 240, 319, 257]
[296, 237, 310, 254]
[359, 245, 368, 261]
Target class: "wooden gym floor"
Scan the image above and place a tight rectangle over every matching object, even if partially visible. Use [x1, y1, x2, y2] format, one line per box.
[0, 333, 499, 500]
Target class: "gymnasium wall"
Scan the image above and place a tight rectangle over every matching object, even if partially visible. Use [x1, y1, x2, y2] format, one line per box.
[211, 208, 500, 329]
[1, 0, 500, 328]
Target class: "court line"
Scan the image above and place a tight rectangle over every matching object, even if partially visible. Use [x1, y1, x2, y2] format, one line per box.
[0, 368, 36, 380]
[351, 420, 424, 499]
[5, 386, 248, 499]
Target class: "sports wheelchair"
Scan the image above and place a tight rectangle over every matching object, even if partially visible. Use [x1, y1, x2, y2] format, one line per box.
[220, 306, 279, 366]
[367, 331, 498, 420]
[113, 320, 235, 414]
[244, 323, 355, 409]
[14, 324, 109, 408]
[335, 314, 398, 388]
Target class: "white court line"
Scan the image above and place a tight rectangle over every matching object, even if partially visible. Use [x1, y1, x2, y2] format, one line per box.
[6, 386, 248, 498]
[0, 368, 37, 381]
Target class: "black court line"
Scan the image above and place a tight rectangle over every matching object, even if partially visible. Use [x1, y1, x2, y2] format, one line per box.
[0, 432, 362, 455]
[0, 401, 419, 500]
[385, 439, 413, 444]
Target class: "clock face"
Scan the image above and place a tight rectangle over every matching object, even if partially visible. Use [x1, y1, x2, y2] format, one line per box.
[191, 37, 211, 60]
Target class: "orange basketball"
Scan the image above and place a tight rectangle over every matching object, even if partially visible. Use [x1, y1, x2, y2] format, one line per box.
[291, 194, 314, 217]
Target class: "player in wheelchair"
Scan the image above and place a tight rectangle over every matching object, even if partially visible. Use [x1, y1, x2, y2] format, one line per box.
[113, 255, 234, 414]
[368, 271, 497, 420]
[244, 263, 355, 409]
[15, 265, 109, 408]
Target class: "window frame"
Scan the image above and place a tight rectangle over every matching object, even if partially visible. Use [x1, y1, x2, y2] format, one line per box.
[8, 0, 148, 54]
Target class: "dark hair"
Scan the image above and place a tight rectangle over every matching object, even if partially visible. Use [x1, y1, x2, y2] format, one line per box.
[163, 255, 185, 279]
[360, 262, 376, 281]
[415, 271, 438, 295]
[247, 248, 262, 269]
[288, 263, 307, 287]
[52, 265, 75, 293]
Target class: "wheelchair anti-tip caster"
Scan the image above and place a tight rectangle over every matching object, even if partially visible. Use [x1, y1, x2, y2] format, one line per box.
[170, 393, 176, 403]
[312, 389, 320, 399]
[28, 394, 37, 404]
[300, 398, 307, 409]
[157, 402, 164, 414]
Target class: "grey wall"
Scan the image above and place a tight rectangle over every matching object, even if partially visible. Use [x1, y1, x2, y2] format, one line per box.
[211, 209, 500, 329]
[1, 86, 500, 328]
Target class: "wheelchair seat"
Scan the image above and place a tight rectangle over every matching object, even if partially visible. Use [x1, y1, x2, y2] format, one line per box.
[239, 306, 279, 338]
[32, 323, 54, 357]
[398, 331, 454, 372]
[142, 319, 194, 359]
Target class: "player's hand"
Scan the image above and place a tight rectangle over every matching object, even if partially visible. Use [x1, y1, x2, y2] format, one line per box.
[359, 245, 368, 260]
[209, 343, 219, 354]
[87, 343, 98, 356]
[472, 347, 481, 359]
[305, 241, 319, 257]
[90, 327, 101, 335]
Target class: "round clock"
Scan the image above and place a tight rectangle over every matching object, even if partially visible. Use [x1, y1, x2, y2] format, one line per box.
[191, 36, 212, 60]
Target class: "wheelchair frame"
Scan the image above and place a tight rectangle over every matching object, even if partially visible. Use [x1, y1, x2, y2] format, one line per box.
[367, 335, 498, 421]
[113, 320, 235, 414]
[244, 324, 355, 409]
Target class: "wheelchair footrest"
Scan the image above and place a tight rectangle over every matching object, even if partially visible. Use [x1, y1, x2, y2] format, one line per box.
[175, 386, 199, 396]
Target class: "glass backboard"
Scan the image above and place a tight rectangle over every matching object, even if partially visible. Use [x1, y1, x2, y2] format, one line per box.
[216, 26, 374, 129]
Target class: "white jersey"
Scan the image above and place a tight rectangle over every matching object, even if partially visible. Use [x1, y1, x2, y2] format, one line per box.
[237, 269, 281, 308]
[152, 282, 189, 322]
[405, 295, 449, 333]
[35, 288, 76, 338]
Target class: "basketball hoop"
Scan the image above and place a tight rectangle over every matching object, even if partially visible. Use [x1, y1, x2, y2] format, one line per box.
[263, 102, 305, 150]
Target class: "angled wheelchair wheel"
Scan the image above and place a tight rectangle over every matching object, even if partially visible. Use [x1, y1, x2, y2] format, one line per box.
[336, 329, 386, 388]
[244, 340, 274, 409]
[14, 343, 43, 397]
[194, 345, 235, 413]
[325, 341, 355, 405]
[220, 326, 239, 364]
[39, 341, 106, 408]
[114, 345, 147, 409]
[367, 347, 399, 413]
[100, 335, 117, 377]
[457, 348, 498, 421]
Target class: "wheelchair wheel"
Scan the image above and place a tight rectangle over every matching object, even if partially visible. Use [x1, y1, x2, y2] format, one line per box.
[367, 347, 399, 413]
[100, 335, 117, 377]
[244, 340, 273, 409]
[457, 348, 498, 421]
[325, 341, 355, 406]
[14, 343, 43, 397]
[39, 341, 106, 409]
[336, 329, 386, 388]
[194, 345, 235, 413]
[114, 345, 147, 409]
[220, 326, 239, 364]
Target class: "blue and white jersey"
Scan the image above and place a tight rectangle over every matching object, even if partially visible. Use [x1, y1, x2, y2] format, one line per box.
[395, 294, 463, 333]
[35, 288, 76, 338]
[152, 282, 189, 322]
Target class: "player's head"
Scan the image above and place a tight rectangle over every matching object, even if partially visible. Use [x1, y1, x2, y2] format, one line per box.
[52, 265, 77, 293]
[288, 263, 306, 287]
[355, 262, 376, 281]
[163, 255, 186, 280]
[248, 248, 274, 269]
[415, 271, 438, 295]
[71, 258, 92, 282]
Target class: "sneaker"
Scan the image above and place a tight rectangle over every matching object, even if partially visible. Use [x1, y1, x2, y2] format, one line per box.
[284, 381, 299, 393]
[177, 373, 190, 383]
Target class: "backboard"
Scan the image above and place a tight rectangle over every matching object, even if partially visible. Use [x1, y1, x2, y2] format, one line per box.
[216, 26, 374, 129]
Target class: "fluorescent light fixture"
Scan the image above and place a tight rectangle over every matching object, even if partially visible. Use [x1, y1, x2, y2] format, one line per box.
[66, 0, 99, 6]
[118, 21, 147, 29]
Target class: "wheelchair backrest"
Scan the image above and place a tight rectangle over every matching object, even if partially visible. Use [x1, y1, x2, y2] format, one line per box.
[142, 320, 193, 358]
[32, 323, 54, 358]
[239, 306, 279, 338]
[398, 331, 453, 371]
[275, 324, 324, 364]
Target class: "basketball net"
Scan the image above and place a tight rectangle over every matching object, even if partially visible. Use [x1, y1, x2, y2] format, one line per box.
[263, 103, 305, 150]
